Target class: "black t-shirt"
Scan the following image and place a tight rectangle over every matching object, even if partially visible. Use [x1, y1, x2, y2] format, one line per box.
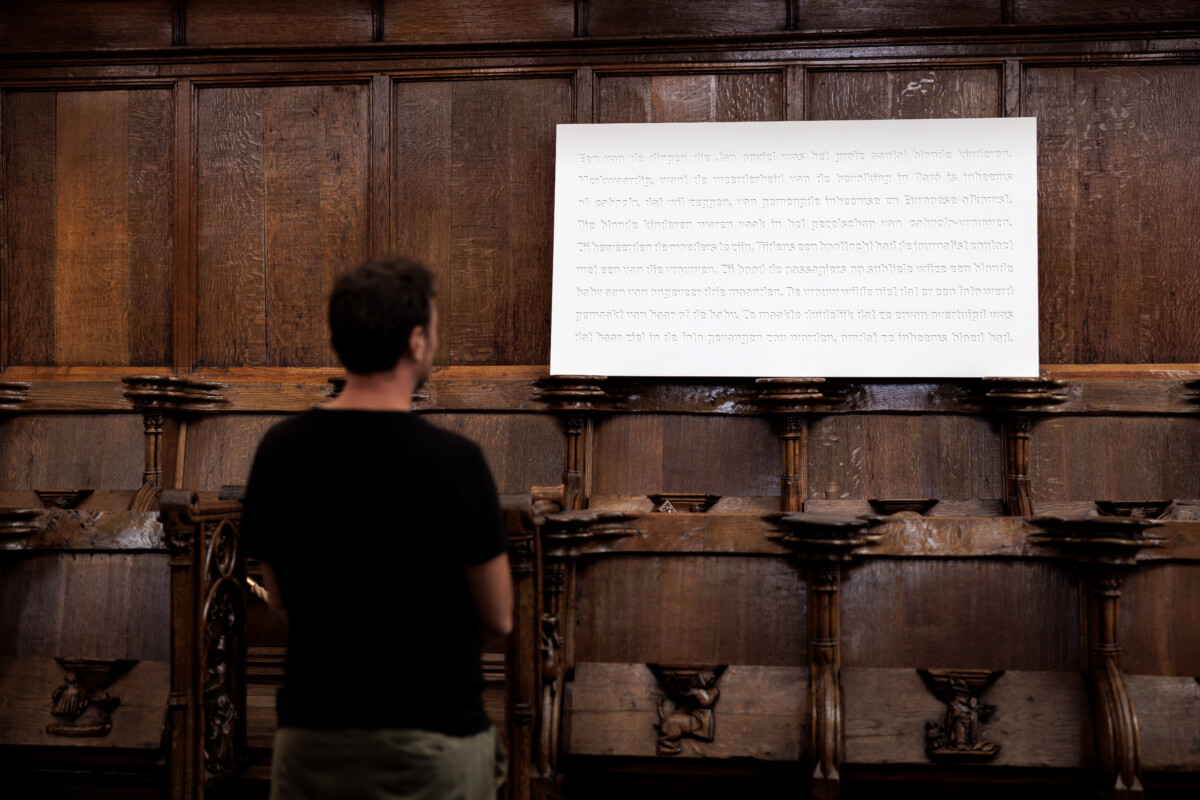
[241, 408, 507, 735]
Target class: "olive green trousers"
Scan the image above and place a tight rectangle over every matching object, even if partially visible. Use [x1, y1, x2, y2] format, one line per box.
[269, 725, 507, 800]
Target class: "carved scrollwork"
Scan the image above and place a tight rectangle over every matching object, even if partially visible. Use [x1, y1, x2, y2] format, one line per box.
[918, 669, 1003, 760]
[648, 664, 727, 756]
[33, 489, 95, 510]
[201, 517, 244, 776]
[47, 658, 138, 737]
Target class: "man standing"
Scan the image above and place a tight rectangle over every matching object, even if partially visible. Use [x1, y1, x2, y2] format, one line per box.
[242, 256, 512, 799]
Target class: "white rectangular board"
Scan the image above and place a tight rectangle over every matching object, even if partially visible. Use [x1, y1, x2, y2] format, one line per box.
[550, 118, 1038, 378]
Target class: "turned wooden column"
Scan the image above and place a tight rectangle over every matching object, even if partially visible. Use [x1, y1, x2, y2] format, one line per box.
[755, 378, 828, 513]
[981, 378, 1065, 516]
[770, 512, 881, 800]
[123, 375, 226, 512]
[1032, 515, 1165, 799]
[537, 375, 617, 512]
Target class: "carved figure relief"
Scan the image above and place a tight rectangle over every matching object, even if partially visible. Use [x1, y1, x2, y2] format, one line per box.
[918, 669, 1003, 760]
[47, 658, 138, 737]
[648, 664, 727, 755]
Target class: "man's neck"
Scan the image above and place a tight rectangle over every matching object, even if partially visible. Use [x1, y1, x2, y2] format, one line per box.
[322, 366, 421, 412]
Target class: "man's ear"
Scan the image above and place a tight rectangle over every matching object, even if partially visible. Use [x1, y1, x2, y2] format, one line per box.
[408, 325, 428, 362]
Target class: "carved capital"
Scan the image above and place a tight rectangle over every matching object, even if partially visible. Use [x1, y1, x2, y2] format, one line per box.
[536, 374, 618, 412]
[541, 509, 640, 560]
[767, 512, 881, 562]
[123, 374, 226, 412]
[0, 508, 43, 541]
[34, 490, 94, 510]
[1029, 515, 1165, 566]
[753, 377, 828, 415]
[0, 380, 32, 412]
[978, 377, 1067, 414]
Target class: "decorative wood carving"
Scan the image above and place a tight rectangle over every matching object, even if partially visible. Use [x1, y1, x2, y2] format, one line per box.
[648, 493, 720, 513]
[979, 378, 1066, 516]
[0, 508, 42, 540]
[647, 664, 728, 756]
[538, 376, 616, 512]
[123, 374, 226, 412]
[867, 498, 938, 517]
[768, 513, 881, 800]
[47, 657, 138, 737]
[754, 379, 829, 513]
[160, 490, 246, 797]
[1095, 500, 1173, 519]
[0, 380, 31, 411]
[1030, 516, 1165, 798]
[34, 490, 93, 510]
[536, 375, 615, 412]
[917, 669, 1004, 760]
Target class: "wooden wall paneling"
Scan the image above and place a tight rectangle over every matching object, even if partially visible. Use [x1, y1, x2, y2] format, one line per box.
[573, 555, 808, 666]
[807, 67, 1003, 121]
[0, 553, 171, 660]
[805, 414, 1002, 501]
[369, 75, 393, 258]
[264, 84, 369, 366]
[394, 79, 452, 367]
[174, 79, 196, 370]
[185, 0, 373, 46]
[597, 70, 786, 124]
[0, 1, 174, 53]
[54, 90, 173, 366]
[1120, 563, 1200, 677]
[420, 412, 564, 494]
[1136, 66, 1200, 362]
[586, 0, 786, 37]
[1013, 1, 1200, 26]
[382, 0, 573, 44]
[1026, 65, 1200, 364]
[396, 77, 569, 366]
[591, 414, 780, 498]
[2, 91, 56, 367]
[1025, 66, 1076, 364]
[840, 560, 1080, 671]
[196, 86, 266, 366]
[1030, 416, 1200, 503]
[179, 414, 286, 491]
[0, 414, 143, 490]
[126, 90, 174, 366]
[785, 64, 806, 122]
[197, 83, 370, 368]
[796, 0, 999, 32]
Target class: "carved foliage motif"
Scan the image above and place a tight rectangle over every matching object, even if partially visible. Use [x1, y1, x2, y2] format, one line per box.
[918, 669, 1003, 760]
[648, 664, 727, 756]
[201, 517, 244, 775]
[47, 658, 138, 737]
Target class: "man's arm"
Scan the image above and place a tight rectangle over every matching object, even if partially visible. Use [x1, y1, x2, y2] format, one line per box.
[465, 552, 513, 638]
[258, 561, 287, 621]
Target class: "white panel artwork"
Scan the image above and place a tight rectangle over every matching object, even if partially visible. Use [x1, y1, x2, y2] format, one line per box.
[550, 118, 1038, 378]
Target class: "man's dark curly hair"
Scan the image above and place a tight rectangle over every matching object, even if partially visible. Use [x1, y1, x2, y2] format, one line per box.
[328, 256, 435, 375]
